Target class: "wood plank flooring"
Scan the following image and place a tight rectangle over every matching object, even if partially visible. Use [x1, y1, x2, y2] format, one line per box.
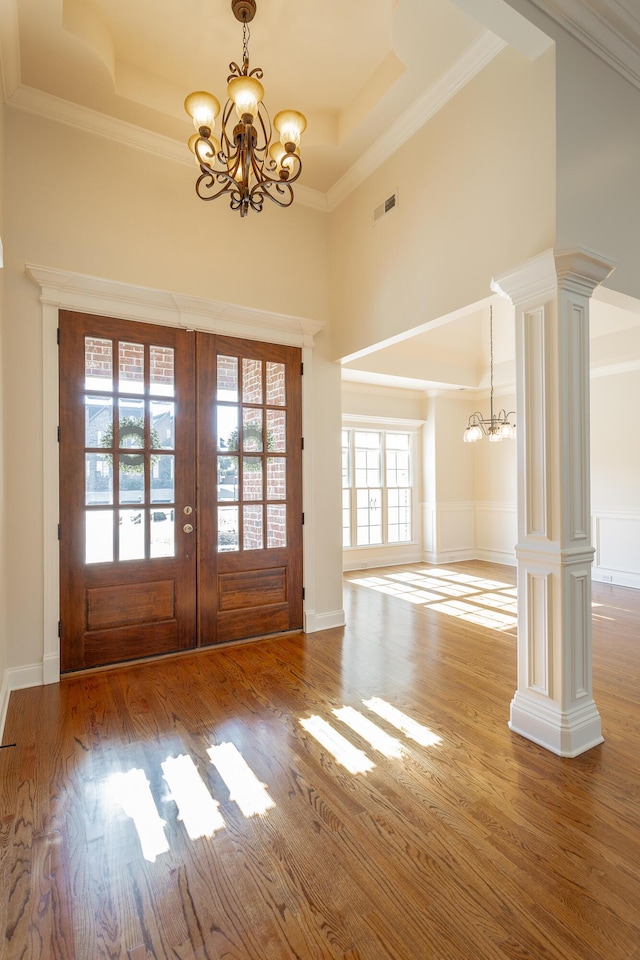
[1, 560, 640, 959]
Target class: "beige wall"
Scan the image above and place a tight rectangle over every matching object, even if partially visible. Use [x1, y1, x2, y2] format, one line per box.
[2, 108, 340, 675]
[329, 44, 556, 361]
[554, 35, 640, 300]
[591, 371, 640, 513]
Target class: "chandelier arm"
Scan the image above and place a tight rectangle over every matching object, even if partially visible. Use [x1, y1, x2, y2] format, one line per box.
[251, 180, 295, 209]
[195, 169, 238, 202]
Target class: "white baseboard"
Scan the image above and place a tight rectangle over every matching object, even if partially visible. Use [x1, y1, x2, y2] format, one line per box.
[422, 549, 476, 565]
[343, 550, 422, 572]
[0, 662, 44, 741]
[593, 568, 640, 590]
[304, 609, 346, 632]
[475, 548, 517, 566]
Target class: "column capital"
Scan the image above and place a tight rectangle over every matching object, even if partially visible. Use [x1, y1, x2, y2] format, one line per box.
[492, 247, 616, 307]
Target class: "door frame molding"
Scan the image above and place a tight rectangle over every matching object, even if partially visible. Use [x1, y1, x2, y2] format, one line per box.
[28, 263, 325, 684]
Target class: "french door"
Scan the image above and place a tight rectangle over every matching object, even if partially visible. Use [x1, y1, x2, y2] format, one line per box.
[59, 311, 302, 672]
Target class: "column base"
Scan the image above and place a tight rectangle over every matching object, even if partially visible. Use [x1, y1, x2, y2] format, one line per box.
[509, 691, 604, 757]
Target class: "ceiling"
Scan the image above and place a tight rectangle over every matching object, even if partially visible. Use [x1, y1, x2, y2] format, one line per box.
[2, 0, 640, 391]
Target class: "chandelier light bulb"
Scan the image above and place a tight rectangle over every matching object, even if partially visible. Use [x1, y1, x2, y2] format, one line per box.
[274, 110, 307, 151]
[227, 75, 264, 122]
[184, 91, 221, 135]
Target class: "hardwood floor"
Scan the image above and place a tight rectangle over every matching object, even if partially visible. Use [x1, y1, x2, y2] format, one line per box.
[2, 560, 640, 959]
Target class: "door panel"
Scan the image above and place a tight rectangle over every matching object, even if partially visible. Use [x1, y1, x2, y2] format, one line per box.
[197, 334, 303, 645]
[59, 312, 197, 672]
[59, 315, 303, 672]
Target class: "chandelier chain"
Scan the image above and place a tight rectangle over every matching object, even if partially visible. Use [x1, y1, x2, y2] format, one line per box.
[242, 21, 250, 71]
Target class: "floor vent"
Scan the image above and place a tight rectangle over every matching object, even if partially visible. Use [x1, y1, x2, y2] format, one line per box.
[373, 191, 397, 225]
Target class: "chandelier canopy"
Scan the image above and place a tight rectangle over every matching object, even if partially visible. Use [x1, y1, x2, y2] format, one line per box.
[184, 0, 306, 217]
[463, 306, 516, 443]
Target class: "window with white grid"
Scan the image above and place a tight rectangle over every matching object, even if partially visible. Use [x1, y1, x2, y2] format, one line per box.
[342, 428, 414, 548]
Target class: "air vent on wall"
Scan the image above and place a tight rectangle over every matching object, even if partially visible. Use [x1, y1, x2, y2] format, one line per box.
[373, 190, 397, 225]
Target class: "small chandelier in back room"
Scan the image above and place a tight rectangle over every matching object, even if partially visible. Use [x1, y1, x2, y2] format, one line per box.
[184, 0, 307, 217]
[463, 306, 516, 443]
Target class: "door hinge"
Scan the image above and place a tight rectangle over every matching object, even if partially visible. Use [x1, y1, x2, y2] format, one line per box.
[301, 512, 305, 525]
[58, 621, 62, 638]
[57, 425, 60, 442]
[57, 523, 61, 540]
[57, 328, 60, 345]
[302, 587, 305, 601]
[300, 362, 304, 375]
[301, 437, 304, 450]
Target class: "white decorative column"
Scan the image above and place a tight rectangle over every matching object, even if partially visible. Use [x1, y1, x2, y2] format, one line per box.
[494, 248, 615, 757]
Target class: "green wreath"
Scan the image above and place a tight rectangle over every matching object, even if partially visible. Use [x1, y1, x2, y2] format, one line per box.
[101, 417, 161, 474]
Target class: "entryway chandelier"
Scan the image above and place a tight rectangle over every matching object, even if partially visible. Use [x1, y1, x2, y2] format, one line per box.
[184, 0, 306, 217]
[463, 306, 516, 443]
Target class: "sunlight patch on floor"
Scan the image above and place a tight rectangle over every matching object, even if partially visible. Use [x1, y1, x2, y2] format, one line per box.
[105, 702, 442, 861]
[363, 697, 442, 747]
[207, 742, 275, 817]
[347, 567, 518, 632]
[109, 769, 169, 862]
[161, 754, 225, 839]
[300, 715, 376, 773]
[333, 706, 405, 759]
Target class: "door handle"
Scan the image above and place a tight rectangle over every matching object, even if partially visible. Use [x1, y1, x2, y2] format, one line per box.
[183, 523, 194, 534]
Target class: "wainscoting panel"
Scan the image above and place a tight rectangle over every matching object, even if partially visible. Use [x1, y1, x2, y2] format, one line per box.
[593, 512, 640, 589]
[475, 502, 517, 565]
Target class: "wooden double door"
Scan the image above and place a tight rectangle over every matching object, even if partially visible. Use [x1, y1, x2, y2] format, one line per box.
[59, 311, 303, 672]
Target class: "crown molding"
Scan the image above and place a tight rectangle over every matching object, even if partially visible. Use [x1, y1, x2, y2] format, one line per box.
[6, 85, 328, 212]
[326, 30, 506, 212]
[529, 0, 640, 91]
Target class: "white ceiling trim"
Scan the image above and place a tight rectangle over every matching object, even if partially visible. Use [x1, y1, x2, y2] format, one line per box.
[7, 85, 328, 212]
[326, 30, 507, 212]
[530, 0, 640, 90]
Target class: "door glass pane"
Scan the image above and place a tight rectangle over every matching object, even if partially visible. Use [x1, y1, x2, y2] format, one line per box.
[151, 400, 175, 449]
[243, 457, 263, 500]
[86, 510, 113, 563]
[266, 410, 286, 452]
[242, 358, 262, 404]
[267, 504, 286, 548]
[120, 462, 144, 505]
[217, 356, 238, 401]
[119, 509, 145, 560]
[85, 337, 113, 391]
[151, 511, 174, 558]
[243, 408, 263, 451]
[119, 342, 145, 394]
[218, 406, 239, 451]
[150, 346, 174, 397]
[151, 455, 174, 503]
[118, 399, 145, 448]
[86, 453, 113, 506]
[218, 506, 239, 552]
[85, 397, 113, 447]
[266, 362, 286, 405]
[243, 504, 263, 550]
[267, 458, 286, 500]
[218, 455, 238, 501]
